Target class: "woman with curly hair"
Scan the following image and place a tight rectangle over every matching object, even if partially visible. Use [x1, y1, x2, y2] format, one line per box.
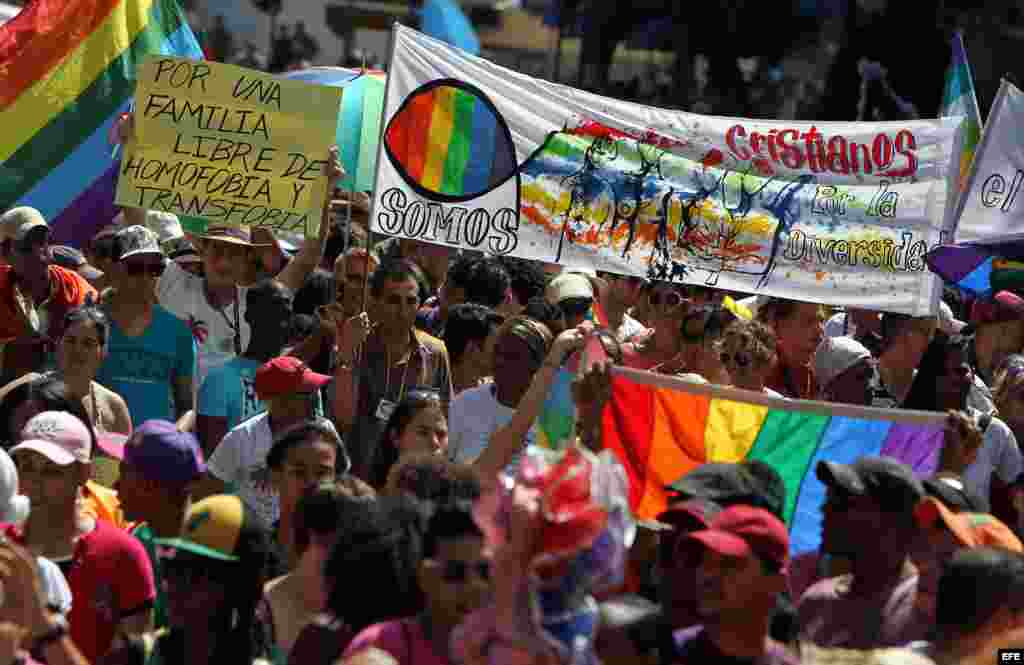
[717, 319, 783, 396]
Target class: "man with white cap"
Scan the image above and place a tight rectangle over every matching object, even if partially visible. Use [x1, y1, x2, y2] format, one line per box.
[0, 207, 97, 382]
[545, 272, 595, 329]
[97, 225, 195, 426]
[814, 336, 875, 405]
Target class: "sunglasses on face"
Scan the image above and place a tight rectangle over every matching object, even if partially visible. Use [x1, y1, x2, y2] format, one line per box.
[440, 559, 491, 584]
[15, 236, 48, 255]
[123, 261, 166, 277]
[384, 294, 419, 306]
[719, 350, 753, 368]
[559, 298, 593, 319]
[162, 559, 219, 586]
[650, 291, 686, 308]
[682, 306, 732, 342]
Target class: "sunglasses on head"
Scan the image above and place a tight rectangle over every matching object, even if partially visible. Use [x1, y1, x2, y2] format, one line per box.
[440, 559, 491, 584]
[123, 260, 166, 277]
[649, 290, 686, 308]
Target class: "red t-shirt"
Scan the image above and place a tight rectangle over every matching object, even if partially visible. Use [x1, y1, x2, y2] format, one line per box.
[5, 520, 155, 662]
[0, 264, 97, 343]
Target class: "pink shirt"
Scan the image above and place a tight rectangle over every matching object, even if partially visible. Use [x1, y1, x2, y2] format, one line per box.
[343, 618, 450, 665]
[797, 573, 926, 649]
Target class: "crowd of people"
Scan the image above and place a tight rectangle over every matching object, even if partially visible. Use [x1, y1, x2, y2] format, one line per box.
[0, 109, 1021, 665]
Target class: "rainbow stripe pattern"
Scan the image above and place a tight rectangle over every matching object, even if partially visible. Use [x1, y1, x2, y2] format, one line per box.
[384, 82, 516, 199]
[940, 30, 982, 193]
[0, 0, 203, 247]
[603, 367, 946, 553]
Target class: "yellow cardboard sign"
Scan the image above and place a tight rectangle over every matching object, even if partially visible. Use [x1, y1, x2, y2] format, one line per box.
[115, 56, 342, 237]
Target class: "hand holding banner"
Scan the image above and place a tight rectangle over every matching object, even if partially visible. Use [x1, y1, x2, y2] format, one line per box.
[115, 56, 342, 236]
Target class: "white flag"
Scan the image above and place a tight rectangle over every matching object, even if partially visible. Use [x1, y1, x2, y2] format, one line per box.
[954, 79, 1024, 243]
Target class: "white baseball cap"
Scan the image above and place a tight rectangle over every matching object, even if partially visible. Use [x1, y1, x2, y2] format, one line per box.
[545, 272, 594, 305]
[938, 301, 966, 336]
[814, 336, 873, 390]
[0, 448, 29, 524]
[0, 206, 48, 244]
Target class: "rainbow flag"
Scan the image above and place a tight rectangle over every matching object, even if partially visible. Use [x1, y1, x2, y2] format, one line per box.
[384, 81, 517, 199]
[940, 30, 982, 194]
[603, 367, 946, 553]
[0, 0, 203, 248]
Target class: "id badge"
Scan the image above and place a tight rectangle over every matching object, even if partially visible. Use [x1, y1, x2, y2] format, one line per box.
[376, 399, 397, 422]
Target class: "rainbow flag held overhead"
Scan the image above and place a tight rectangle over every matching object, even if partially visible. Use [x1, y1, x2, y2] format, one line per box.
[603, 367, 946, 553]
[0, 0, 204, 248]
[940, 30, 982, 194]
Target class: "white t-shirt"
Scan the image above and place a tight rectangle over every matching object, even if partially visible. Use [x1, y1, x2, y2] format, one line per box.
[208, 412, 277, 526]
[38, 555, 72, 614]
[447, 384, 536, 465]
[967, 375, 995, 414]
[963, 410, 1023, 504]
[157, 260, 250, 388]
[824, 312, 853, 339]
[616, 314, 648, 344]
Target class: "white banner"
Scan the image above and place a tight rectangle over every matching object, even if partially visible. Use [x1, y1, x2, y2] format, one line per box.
[953, 79, 1024, 244]
[371, 25, 964, 315]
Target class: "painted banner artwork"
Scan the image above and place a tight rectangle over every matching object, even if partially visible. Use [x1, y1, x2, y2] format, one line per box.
[0, 0, 203, 249]
[372, 25, 966, 315]
[115, 56, 342, 236]
[602, 367, 946, 553]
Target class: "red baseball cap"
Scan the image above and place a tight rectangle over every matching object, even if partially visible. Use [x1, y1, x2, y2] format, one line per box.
[255, 356, 331, 400]
[684, 505, 790, 572]
[970, 290, 1024, 327]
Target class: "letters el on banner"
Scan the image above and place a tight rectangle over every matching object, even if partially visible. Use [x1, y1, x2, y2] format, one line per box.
[952, 79, 1024, 244]
[371, 25, 966, 316]
[115, 56, 342, 236]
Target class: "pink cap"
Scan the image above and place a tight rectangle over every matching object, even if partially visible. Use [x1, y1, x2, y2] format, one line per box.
[11, 411, 91, 466]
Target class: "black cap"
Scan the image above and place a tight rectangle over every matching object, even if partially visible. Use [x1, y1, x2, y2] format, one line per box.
[816, 456, 924, 514]
[666, 461, 786, 520]
[923, 474, 989, 513]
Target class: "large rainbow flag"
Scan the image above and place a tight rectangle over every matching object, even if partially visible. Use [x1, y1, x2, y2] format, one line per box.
[603, 367, 947, 553]
[0, 0, 203, 247]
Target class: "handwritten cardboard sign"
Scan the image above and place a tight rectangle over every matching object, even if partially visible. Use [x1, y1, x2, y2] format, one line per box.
[115, 56, 342, 236]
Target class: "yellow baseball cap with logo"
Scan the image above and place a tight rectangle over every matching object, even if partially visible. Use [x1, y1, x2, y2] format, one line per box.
[155, 494, 255, 562]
